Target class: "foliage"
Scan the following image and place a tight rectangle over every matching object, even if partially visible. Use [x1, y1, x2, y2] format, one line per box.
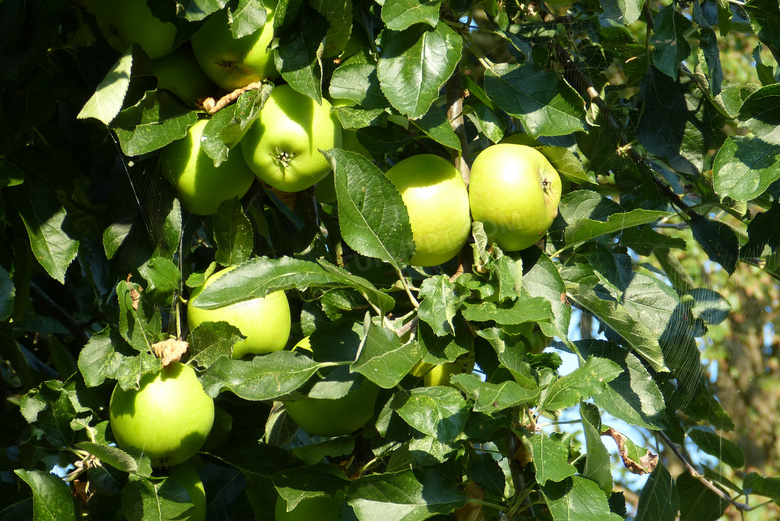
[2, 0, 780, 520]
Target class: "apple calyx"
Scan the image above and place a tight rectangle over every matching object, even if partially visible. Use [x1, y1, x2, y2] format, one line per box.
[272, 148, 295, 169]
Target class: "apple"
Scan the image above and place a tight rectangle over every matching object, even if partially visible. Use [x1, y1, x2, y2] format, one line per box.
[241, 85, 342, 192]
[152, 46, 218, 109]
[187, 266, 291, 358]
[190, 2, 278, 91]
[92, 0, 179, 59]
[159, 119, 255, 215]
[275, 495, 343, 521]
[167, 461, 207, 521]
[283, 378, 379, 437]
[424, 350, 475, 387]
[109, 363, 214, 467]
[505, 322, 550, 354]
[469, 144, 562, 252]
[384, 155, 471, 267]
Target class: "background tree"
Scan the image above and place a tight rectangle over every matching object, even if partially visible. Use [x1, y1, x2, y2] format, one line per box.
[2, 0, 780, 520]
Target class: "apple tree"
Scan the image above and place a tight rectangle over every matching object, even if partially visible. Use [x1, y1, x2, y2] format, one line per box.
[2, 0, 780, 520]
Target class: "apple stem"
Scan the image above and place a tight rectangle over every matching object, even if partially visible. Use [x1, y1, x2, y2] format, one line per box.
[395, 267, 420, 309]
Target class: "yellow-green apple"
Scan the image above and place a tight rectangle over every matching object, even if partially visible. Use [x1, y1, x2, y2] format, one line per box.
[187, 267, 291, 359]
[469, 144, 562, 252]
[159, 119, 255, 215]
[283, 378, 379, 437]
[190, 2, 278, 91]
[167, 461, 207, 521]
[109, 363, 214, 467]
[152, 46, 218, 108]
[93, 0, 179, 59]
[385, 155, 471, 267]
[424, 350, 476, 387]
[241, 85, 342, 192]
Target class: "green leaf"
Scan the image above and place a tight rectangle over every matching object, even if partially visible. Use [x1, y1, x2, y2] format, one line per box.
[201, 86, 271, 166]
[112, 90, 198, 156]
[417, 275, 466, 337]
[525, 433, 577, 485]
[312, 0, 353, 57]
[381, 0, 440, 31]
[329, 63, 388, 110]
[635, 464, 679, 521]
[347, 469, 468, 521]
[74, 441, 153, 477]
[600, 0, 643, 26]
[687, 427, 745, 469]
[77, 49, 133, 125]
[78, 327, 127, 388]
[116, 279, 162, 354]
[411, 105, 461, 151]
[580, 402, 613, 493]
[325, 148, 415, 269]
[539, 356, 623, 412]
[538, 145, 596, 185]
[274, 9, 326, 103]
[189, 256, 395, 314]
[352, 321, 421, 389]
[199, 350, 323, 400]
[138, 257, 181, 301]
[741, 202, 780, 259]
[743, 471, 780, 502]
[520, 249, 571, 339]
[450, 373, 539, 413]
[743, 0, 780, 49]
[713, 135, 780, 201]
[0, 264, 14, 321]
[377, 22, 463, 119]
[14, 470, 75, 521]
[677, 472, 729, 521]
[187, 321, 244, 369]
[564, 209, 671, 246]
[121, 476, 194, 521]
[208, 433, 297, 476]
[565, 282, 668, 372]
[461, 295, 552, 325]
[484, 63, 586, 137]
[651, 5, 693, 79]
[230, 0, 269, 38]
[214, 198, 254, 266]
[395, 386, 467, 442]
[542, 476, 624, 521]
[12, 183, 79, 284]
[274, 466, 348, 510]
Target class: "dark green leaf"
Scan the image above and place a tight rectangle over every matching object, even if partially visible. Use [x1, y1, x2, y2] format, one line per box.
[112, 90, 198, 156]
[208, 433, 298, 476]
[352, 321, 421, 389]
[689, 215, 739, 274]
[0, 264, 14, 321]
[231, 0, 268, 38]
[412, 105, 461, 151]
[329, 63, 388, 109]
[121, 476, 194, 521]
[377, 22, 463, 119]
[187, 321, 244, 369]
[600, 0, 643, 26]
[580, 402, 612, 492]
[450, 373, 539, 413]
[417, 275, 466, 337]
[677, 472, 729, 521]
[525, 433, 577, 485]
[743, 471, 780, 502]
[484, 63, 586, 137]
[274, 466, 348, 510]
[199, 350, 323, 400]
[687, 427, 744, 469]
[381, 0, 440, 30]
[395, 386, 467, 442]
[78, 327, 127, 388]
[539, 356, 623, 412]
[138, 256, 181, 300]
[14, 470, 75, 521]
[214, 198, 254, 266]
[77, 50, 133, 125]
[542, 476, 624, 521]
[713, 135, 780, 201]
[12, 183, 79, 284]
[741, 202, 780, 259]
[564, 209, 670, 246]
[348, 469, 468, 521]
[635, 464, 679, 521]
[312, 0, 353, 57]
[326, 148, 415, 269]
[651, 5, 692, 79]
[274, 9, 326, 102]
[117, 280, 163, 353]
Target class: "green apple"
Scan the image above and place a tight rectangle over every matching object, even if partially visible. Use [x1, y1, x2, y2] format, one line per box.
[424, 350, 475, 387]
[152, 46, 218, 108]
[241, 85, 342, 192]
[385, 155, 471, 267]
[187, 267, 291, 359]
[190, 2, 278, 91]
[160, 119, 255, 215]
[109, 363, 214, 467]
[93, 0, 179, 59]
[167, 461, 207, 521]
[469, 144, 562, 252]
[283, 378, 379, 437]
